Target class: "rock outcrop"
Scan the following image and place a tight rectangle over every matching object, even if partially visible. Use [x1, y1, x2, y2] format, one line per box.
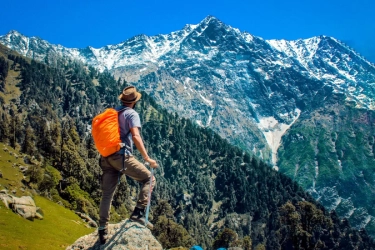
[67, 219, 162, 250]
[0, 191, 43, 220]
[75, 211, 98, 228]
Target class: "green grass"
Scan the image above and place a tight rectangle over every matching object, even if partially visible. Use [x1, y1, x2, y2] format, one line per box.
[0, 143, 95, 249]
[0, 196, 95, 249]
[0, 144, 29, 197]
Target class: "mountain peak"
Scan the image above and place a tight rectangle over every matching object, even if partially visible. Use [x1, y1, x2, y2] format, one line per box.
[2, 18, 375, 241]
[7, 30, 23, 37]
[200, 15, 224, 26]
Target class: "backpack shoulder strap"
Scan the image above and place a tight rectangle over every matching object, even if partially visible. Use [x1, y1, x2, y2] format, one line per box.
[116, 106, 131, 138]
[115, 105, 129, 112]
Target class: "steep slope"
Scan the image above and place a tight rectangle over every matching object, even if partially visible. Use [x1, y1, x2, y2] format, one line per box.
[2, 49, 375, 249]
[2, 16, 375, 237]
[0, 142, 94, 249]
[278, 92, 375, 236]
[2, 17, 375, 165]
[268, 36, 375, 109]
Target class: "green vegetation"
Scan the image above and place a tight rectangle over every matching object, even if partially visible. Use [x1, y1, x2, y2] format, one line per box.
[278, 96, 375, 235]
[153, 216, 194, 248]
[152, 200, 194, 248]
[0, 143, 28, 197]
[212, 228, 240, 249]
[0, 50, 375, 249]
[0, 143, 94, 249]
[0, 196, 94, 250]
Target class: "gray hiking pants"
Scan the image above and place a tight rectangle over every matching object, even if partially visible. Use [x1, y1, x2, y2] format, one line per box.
[98, 153, 156, 228]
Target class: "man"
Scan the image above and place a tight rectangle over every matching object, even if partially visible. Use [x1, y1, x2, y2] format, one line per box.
[98, 86, 158, 244]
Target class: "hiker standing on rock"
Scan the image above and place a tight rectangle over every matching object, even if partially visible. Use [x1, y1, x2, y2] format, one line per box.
[97, 86, 158, 244]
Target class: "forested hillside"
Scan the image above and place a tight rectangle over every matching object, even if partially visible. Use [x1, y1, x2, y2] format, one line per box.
[0, 46, 374, 249]
[278, 92, 375, 236]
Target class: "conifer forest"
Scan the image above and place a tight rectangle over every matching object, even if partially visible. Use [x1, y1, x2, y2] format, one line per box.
[1, 47, 375, 249]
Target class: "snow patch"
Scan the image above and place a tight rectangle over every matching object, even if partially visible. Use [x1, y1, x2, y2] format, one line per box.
[338, 160, 342, 172]
[199, 93, 213, 106]
[347, 208, 356, 217]
[361, 216, 373, 228]
[207, 110, 213, 127]
[258, 109, 301, 165]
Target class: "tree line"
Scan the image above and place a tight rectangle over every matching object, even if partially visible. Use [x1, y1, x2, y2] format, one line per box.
[0, 52, 374, 249]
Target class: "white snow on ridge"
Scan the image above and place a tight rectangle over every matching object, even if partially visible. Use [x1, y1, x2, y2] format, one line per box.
[267, 39, 289, 54]
[3, 22, 199, 72]
[2, 20, 375, 115]
[268, 37, 320, 58]
[242, 32, 254, 43]
[199, 93, 213, 106]
[267, 37, 375, 110]
[267, 37, 321, 72]
[196, 120, 203, 127]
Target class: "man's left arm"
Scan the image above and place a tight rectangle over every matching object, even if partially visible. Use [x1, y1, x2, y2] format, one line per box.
[131, 127, 158, 168]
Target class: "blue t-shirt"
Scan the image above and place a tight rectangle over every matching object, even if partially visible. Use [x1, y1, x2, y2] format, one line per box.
[116, 106, 141, 154]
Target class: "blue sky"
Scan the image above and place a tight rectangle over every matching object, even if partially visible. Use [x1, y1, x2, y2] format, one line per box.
[1, 0, 374, 62]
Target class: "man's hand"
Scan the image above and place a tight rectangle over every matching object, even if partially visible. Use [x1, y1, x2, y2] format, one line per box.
[131, 127, 158, 168]
[145, 158, 158, 168]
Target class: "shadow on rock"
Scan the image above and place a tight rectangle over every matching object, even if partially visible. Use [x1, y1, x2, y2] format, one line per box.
[67, 219, 162, 250]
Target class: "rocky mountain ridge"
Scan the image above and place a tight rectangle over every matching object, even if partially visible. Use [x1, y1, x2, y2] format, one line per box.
[2, 42, 375, 248]
[2, 15, 375, 237]
[1, 17, 375, 165]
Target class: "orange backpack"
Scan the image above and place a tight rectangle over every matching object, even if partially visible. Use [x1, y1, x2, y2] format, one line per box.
[92, 108, 126, 157]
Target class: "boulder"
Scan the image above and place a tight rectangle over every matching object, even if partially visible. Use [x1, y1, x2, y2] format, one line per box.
[0, 192, 11, 208]
[19, 165, 28, 172]
[75, 211, 98, 228]
[0, 194, 43, 220]
[67, 219, 162, 250]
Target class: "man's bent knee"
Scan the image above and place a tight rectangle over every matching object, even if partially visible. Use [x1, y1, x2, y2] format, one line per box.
[140, 175, 156, 185]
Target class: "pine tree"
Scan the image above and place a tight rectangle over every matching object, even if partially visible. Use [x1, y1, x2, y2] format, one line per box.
[243, 236, 252, 250]
[212, 228, 238, 249]
[0, 111, 10, 142]
[22, 124, 35, 155]
[0, 56, 8, 81]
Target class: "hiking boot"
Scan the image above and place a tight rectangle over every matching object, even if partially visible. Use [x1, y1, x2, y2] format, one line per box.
[98, 228, 108, 245]
[130, 207, 154, 230]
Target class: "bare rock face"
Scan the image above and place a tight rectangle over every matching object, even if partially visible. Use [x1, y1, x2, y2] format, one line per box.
[0, 192, 43, 220]
[67, 219, 162, 250]
[75, 211, 98, 228]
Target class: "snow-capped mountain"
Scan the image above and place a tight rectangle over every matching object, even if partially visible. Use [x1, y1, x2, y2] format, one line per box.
[2, 17, 374, 164]
[2, 15, 375, 235]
